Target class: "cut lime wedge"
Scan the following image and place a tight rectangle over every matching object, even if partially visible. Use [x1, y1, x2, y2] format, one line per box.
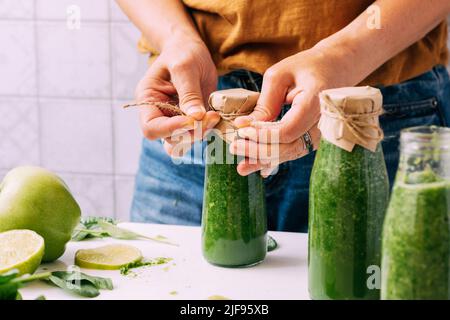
[75, 244, 142, 270]
[0, 229, 45, 276]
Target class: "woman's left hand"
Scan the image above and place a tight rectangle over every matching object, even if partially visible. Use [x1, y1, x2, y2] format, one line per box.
[231, 45, 353, 177]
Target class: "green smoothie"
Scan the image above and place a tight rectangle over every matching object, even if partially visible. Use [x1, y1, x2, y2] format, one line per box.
[382, 172, 450, 300]
[202, 135, 267, 267]
[309, 139, 389, 299]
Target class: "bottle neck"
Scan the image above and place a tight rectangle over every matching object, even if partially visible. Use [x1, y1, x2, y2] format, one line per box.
[398, 126, 450, 183]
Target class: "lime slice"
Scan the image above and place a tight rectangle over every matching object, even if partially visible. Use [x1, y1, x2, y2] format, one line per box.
[75, 244, 142, 270]
[0, 229, 45, 276]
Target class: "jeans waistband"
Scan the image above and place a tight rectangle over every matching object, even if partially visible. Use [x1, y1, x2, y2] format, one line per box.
[224, 64, 449, 91]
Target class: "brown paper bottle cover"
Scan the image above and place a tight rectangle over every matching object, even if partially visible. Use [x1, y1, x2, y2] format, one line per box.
[208, 88, 260, 144]
[318, 86, 384, 152]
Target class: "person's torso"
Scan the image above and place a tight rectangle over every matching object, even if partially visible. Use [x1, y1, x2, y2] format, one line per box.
[139, 0, 448, 86]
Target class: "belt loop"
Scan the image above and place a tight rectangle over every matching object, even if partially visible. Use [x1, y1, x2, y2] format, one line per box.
[432, 65, 444, 86]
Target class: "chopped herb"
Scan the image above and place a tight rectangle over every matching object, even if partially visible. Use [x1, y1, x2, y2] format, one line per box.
[120, 257, 173, 275]
[169, 291, 178, 295]
[208, 295, 231, 300]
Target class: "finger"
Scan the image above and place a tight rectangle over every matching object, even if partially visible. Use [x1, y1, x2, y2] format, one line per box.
[167, 111, 220, 143]
[140, 110, 195, 140]
[135, 61, 176, 102]
[170, 66, 206, 120]
[234, 67, 293, 127]
[237, 159, 275, 176]
[260, 166, 279, 178]
[163, 139, 192, 158]
[236, 91, 320, 144]
[232, 125, 321, 162]
[229, 139, 280, 161]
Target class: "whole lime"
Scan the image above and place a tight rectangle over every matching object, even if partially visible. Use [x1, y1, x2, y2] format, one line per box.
[0, 166, 81, 262]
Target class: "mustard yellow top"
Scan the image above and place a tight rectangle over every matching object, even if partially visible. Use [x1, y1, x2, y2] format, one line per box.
[138, 0, 448, 86]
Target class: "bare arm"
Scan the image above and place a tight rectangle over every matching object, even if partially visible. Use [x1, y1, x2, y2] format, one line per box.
[115, 0, 219, 157]
[115, 0, 202, 51]
[233, 0, 450, 176]
[317, 0, 450, 86]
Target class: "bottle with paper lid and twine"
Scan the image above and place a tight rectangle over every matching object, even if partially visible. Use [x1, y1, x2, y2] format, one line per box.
[124, 89, 268, 267]
[308, 86, 390, 300]
[202, 88, 267, 268]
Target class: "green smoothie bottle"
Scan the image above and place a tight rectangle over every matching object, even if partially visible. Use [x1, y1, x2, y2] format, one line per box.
[202, 133, 267, 267]
[309, 87, 390, 300]
[201, 89, 267, 268]
[382, 126, 450, 300]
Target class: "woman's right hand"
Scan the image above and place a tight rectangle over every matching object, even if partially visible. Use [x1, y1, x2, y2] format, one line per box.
[135, 36, 220, 157]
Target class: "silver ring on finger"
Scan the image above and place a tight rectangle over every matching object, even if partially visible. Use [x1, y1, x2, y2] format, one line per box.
[302, 131, 314, 154]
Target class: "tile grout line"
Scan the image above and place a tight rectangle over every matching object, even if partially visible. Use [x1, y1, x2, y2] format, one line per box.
[0, 94, 132, 101]
[0, 17, 130, 23]
[108, 1, 119, 220]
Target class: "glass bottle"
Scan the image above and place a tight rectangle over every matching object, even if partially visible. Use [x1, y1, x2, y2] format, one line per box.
[309, 86, 390, 300]
[202, 133, 267, 267]
[382, 126, 450, 300]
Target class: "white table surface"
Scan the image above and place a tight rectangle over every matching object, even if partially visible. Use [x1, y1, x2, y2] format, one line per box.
[21, 223, 309, 300]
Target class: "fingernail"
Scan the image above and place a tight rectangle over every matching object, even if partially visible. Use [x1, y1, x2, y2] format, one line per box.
[234, 116, 254, 128]
[238, 127, 257, 140]
[185, 106, 204, 119]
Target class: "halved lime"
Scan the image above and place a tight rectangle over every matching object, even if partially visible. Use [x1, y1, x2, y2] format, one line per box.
[0, 229, 45, 276]
[75, 244, 142, 270]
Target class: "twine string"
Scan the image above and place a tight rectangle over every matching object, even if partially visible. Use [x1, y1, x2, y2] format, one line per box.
[321, 94, 384, 145]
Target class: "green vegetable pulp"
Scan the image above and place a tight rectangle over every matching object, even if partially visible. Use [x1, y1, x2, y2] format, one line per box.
[381, 172, 450, 300]
[202, 136, 267, 267]
[309, 139, 389, 300]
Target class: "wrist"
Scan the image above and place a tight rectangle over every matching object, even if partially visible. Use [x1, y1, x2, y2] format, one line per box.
[312, 36, 364, 87]
[160, 29, 205, 51]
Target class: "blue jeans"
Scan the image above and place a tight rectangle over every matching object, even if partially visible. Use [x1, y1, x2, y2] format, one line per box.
[131, 65, 450, 232]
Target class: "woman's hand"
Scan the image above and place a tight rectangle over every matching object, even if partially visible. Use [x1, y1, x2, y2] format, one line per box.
[231, 45, 353, 176]
[136, 37, 220, 157]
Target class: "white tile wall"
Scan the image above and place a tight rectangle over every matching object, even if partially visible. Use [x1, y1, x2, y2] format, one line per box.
[0, 21, 36, 96]
[113, 100, 142, 175]
[36, 0, 109, 21]
[0, 1, 146, 220]
[0, 97, 39, 167]
[40, 98, 113, 174]
[37, 21, 111, 98]
[111, 23, 147, 99]
[0, 0, 34, 19]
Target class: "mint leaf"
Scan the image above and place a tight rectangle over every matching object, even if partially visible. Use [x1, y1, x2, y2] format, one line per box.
[267, 235, 278, 252]
[47, 271, 113, 298]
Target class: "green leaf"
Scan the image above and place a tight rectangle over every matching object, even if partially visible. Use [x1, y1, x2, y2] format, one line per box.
[0, 282, 20, 300]
[48, 275, 99, 298]
[47, 271, 113, 297]
[0, 270, 21, 300]
[97, 221, 178, 246]
[267, 235, 278, 252]
[0, 270, 19, 284]
[34, 295, 46, 300]
[71, 216, 177, 246]
[51, 271, 113, 290]
[71, 217, 117, 241]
